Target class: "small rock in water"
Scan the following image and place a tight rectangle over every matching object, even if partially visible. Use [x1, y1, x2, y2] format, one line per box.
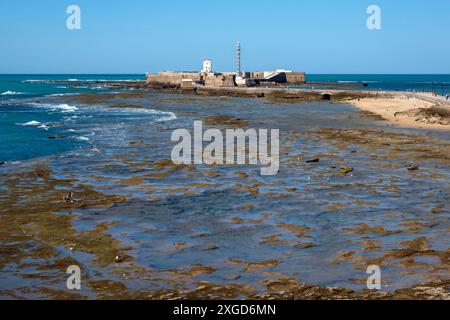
[0, 162, 5, 166]
[293, 242, 317, 249]
[225, 273, 241, 280]
[48, 135, 66, 139]
[407, 165, 420, 171]
[305, 158, 320, 163]
[338, 166, 354, 175]
[115, 255, 128, 263]
[206, 244, 219, 250]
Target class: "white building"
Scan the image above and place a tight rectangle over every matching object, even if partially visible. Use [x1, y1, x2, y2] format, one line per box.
[202, 59, 212, 73]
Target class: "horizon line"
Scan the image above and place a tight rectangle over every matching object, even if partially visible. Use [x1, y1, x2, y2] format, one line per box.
[1, 73, 450, 76]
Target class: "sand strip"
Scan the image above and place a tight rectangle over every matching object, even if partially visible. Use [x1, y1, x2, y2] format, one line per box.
[348, 93, 450, 130]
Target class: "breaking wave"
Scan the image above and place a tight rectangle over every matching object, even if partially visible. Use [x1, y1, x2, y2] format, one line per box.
[105, 106, 177, 121]
[32, 103, 79, 113]
[17, 120, 42, 126]
[75, 136, 90, 141]
[17, 120, 42, 127]
[15, 121, 50, 130]
[1, 91, 26, 95]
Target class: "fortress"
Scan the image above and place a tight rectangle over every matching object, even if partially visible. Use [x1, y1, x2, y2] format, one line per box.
[146, 43, 305, 89]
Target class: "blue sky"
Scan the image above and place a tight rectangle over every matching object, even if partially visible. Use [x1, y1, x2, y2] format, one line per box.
[0, 0, 449, 74]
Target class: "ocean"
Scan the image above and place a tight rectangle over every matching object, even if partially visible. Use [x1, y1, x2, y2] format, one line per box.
[301, 74, 450, 95]
[1, 74, 449, 298]
[2, 74, 450, 163]
[0, 75, 157, 162]
[2, 74, 449, 163]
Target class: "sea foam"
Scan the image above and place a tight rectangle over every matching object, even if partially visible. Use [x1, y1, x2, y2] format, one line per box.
[17, 120, 42, 126]
[106, 106, 177, 121]
[33, 103, 79, 113]
[1, 91, 26, 95]
[16, 121, 49, 130]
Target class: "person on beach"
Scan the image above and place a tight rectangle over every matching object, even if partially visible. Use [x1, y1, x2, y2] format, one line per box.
[446, 94, 449, 100]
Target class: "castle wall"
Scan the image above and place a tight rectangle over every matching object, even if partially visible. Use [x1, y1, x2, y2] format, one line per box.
[146, 70, 305, 87]
[146, 72, 201, 86]
[285, 72, 306, 84]
[204, 74, 235, 87]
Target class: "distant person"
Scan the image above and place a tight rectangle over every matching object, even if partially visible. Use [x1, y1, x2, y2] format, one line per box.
[63, 192, 75, 204]
[446, 94, 449, 100]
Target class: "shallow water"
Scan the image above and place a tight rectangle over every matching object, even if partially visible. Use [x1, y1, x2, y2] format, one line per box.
[1, 87, 449, 299]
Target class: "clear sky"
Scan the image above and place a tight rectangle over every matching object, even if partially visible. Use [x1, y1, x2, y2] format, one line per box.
[1, 0, 449, 74]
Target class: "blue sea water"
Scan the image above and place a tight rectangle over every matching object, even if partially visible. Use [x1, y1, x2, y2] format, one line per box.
[0, 74, 149, 162]
[1, 74, 450, 297]
[1, 74, 449, 163]
[305, 74, 450, 95]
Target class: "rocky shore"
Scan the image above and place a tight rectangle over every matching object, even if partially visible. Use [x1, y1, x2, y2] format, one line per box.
[142, 82, 450, 130]
[2, 82, 448, 300]
[39, 78, 450, 129]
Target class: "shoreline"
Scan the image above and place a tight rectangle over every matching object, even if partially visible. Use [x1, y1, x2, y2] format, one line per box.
[1, 85, 450, 300]
[348, 93, 450, 130]
[143, 82, 450, 130]
[25, 77, 450, 132]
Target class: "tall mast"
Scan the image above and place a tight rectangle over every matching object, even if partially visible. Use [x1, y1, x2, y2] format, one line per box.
[236, 42, 241, 76]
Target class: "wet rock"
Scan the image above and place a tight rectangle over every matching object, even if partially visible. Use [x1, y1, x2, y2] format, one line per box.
[276, 222, 311, 238]
[431, 204, 442, 213]
[204, 115, 248, 127]
[173, 242, 189, 250]
[226, 258, 280, 273]
[0, 162, 5, 166]
[293, 242, 317, 249]
[107, 104, 145, 109]
[407, 165, 420, 171]
[114, 255, 129, 263]
[305, 158, 320, 163]
[342, 223, 401, 235]
[187, 264, 216, 277]
[48, 135, 66, 139]
[237, 204, 254, 210]
[128, 140, 144, 145]
[89, 279, 128, 294]
[233, 184, 259, 195]
[225, 274, 241, 281]
[338, 166, 354, 175]
[260, 234, 289, 245]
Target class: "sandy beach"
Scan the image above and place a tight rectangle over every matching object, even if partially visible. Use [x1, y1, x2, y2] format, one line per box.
[348, 93, 450, 130]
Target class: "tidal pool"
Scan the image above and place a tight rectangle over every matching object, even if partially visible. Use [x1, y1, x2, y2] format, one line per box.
[0, 90, 448, 299]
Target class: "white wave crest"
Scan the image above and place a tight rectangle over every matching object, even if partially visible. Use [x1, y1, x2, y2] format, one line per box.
[157, 112, 177, 122]
[148, 109, 177, 121]
[38, 124, 49, 131]
[33, 103, 79, 113]
[106, 106, 176, 121]
[1, 91, 26, 95]
[16, 120, 42, 126]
